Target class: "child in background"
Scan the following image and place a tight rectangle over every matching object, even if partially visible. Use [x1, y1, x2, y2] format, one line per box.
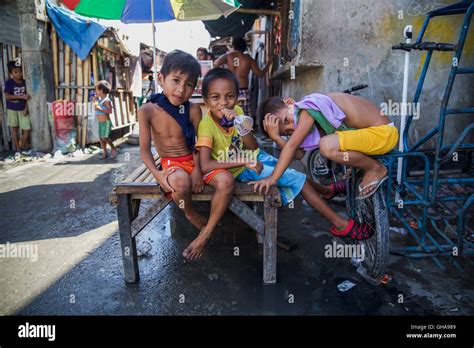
[4, 61, 30, 152]
[93, 80, 117, 159]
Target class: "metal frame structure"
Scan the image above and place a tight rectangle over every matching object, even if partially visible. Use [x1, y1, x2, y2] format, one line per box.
[380, 0, 474, 270]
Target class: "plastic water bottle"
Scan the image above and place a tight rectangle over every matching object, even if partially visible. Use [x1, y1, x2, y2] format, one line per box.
[234, 115, 254, 136]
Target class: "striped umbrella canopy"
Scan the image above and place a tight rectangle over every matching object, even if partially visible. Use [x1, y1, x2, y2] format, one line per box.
[62, 0, 241, 23]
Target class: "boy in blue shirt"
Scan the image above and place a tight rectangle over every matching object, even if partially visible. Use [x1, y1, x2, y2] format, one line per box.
[4, 61, 30, 151]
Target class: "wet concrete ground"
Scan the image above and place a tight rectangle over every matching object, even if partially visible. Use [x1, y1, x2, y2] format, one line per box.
[0, 142, 473, 315]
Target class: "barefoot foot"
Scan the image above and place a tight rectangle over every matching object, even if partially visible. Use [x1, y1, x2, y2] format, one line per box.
[183, 235, 208, 261]
[359, 165, 388, 196]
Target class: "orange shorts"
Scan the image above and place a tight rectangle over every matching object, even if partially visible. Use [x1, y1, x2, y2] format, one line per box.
[160, 154, 227, 197]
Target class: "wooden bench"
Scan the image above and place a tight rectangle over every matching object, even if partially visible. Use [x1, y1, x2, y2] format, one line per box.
[109, 155, 282, 284]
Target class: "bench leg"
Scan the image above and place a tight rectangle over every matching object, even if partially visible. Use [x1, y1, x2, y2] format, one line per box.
[263, 197, 278, 284]
[117, 194, 139, 283]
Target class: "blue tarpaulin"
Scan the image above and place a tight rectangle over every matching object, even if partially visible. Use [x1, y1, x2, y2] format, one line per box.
[46, 1, 106, 61]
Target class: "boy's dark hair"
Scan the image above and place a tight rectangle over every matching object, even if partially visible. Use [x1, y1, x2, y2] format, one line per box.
[232, 37, 247, 53]
[160, 49, 201, 85]
[7, 61, 21, 73]
[202, 67, 240, 99]
[96, 80, 111, 94]
[259, 96, 286, 137]
[197, 47, 209, 56]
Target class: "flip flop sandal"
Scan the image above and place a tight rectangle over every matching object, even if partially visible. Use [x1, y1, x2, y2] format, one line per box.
[356, 176, 388, 200]
[331, 219, 374, 240]
[325, 180, 347, 200]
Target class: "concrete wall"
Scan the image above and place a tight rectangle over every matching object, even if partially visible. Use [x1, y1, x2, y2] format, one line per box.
[279, 0, 474, 148]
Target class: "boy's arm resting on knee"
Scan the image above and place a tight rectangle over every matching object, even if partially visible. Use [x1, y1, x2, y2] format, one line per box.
[268, 110, 314, 182]
[138, 106, 162, 181]
[241, 133, 258, 150]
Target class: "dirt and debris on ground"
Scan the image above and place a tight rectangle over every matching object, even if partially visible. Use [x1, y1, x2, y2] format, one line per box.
[0, 141, 473, 315]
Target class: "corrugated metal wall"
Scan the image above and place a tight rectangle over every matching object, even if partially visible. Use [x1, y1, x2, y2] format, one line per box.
[0, 0, 21, 47]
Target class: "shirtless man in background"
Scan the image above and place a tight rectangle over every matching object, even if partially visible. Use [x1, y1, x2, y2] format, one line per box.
[214, 36, 272, 116]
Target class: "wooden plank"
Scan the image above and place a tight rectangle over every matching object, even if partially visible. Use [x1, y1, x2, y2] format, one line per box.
[117, 194, 139, 283]
[144, 171, 155, 183]
[125, 92, 131, 124]
[64, 44, 70, 100]
[263, 195, 278, 284]
[131, 198, 171, 238]
[128, 193, 265, 202]
[228, 198, 264, 235]
[120, 91, 127, 126]
[115, 182, 278, 196]
[113, 95, 122, 128]
[51, 27, 59, 99]
[109, 95, 118, 128]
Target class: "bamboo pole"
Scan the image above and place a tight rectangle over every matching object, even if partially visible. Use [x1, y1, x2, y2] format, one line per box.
[92, 47, 99, 85]
[52, 27, 59, 100]
[82, 56, 90, 148]
[58, 39, 64, 100]
[71, 51, 77, 100]
[64, 44, 70, 100]
[76, 56, 83, 147]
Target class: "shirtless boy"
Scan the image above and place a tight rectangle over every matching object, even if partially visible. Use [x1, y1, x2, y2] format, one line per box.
[138, 50, 235, 260]
[251, 93, 398, 239]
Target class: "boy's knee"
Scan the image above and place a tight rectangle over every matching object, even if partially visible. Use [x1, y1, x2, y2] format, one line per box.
[215, 173, 235, 192]
[319, 137, 335, 158]
[169, 171, 191, 192]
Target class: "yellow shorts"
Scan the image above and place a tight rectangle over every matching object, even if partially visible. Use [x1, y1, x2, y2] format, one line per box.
[336, 124, 399, 156]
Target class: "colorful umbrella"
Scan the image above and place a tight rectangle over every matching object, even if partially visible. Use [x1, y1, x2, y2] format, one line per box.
[61, 0, 241, 90]
[62, 0, 241, 23]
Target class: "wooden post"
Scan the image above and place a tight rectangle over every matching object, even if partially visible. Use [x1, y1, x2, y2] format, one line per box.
[117, 194, 140, 283]
[64, 45, 70, 100]
[17, 0, 54, 151]
[263, 195, 278, 284]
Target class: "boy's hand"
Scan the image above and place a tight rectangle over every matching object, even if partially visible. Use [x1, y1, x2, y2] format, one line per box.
[248, 176, 276, 195]
[245, 160, 263, 175]
[263, 113, 281, 140]
[220, 107, 238, 120]
[190, 168, 204, 193]
[22, 95, 30, 100]
[155, 168, 176, 194]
